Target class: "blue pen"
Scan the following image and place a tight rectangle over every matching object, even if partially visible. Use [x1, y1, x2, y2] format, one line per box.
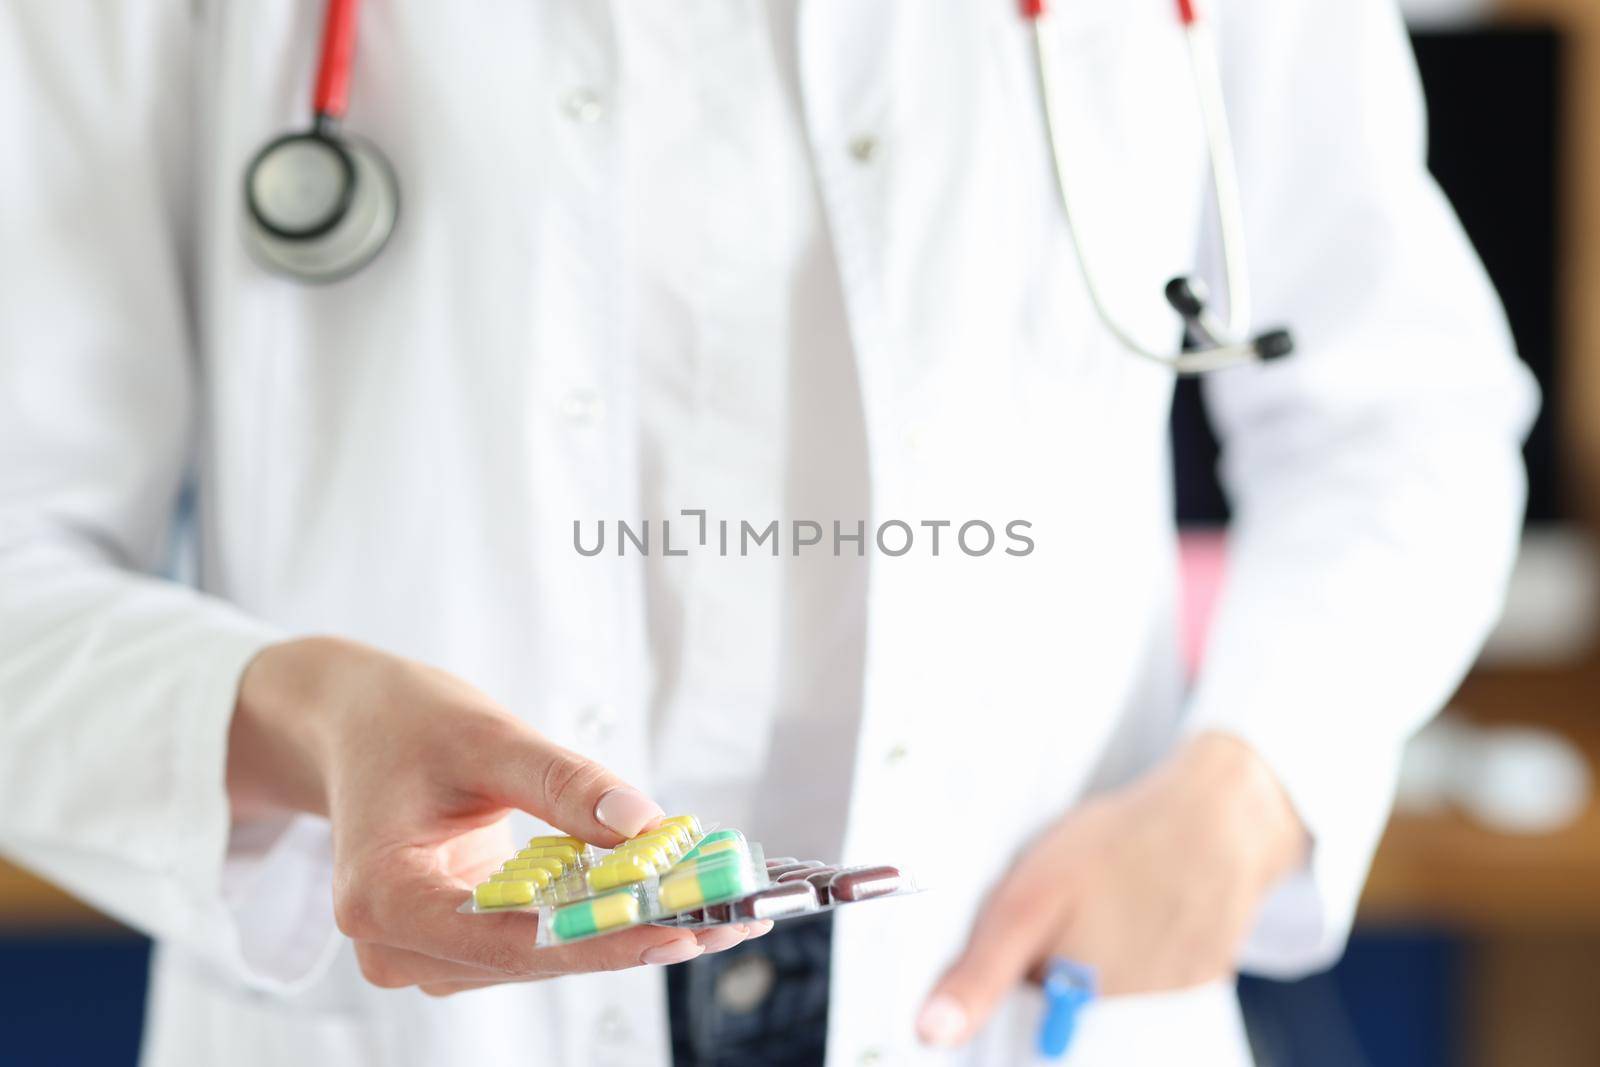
[1037, 958, 1097, 1060]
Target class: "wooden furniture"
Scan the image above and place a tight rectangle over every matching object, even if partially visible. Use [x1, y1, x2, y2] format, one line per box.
[0, 860, 115, 933]
[1362, 665, 1600, 930]
[1397, 6, 1600, 1056]
[1360, 656, 1600, 1067]
[1496, 0, 1600, 523]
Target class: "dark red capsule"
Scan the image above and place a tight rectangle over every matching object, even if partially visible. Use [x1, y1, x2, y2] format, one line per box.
[802, 868, 841, 903]
[829, 866, 902, 902]
[732, 881, 817, 921]
[767, 862, 822, 879]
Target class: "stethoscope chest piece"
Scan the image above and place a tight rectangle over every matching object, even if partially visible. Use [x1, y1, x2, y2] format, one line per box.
[245, 128, 397, 283]
[243, 0, 397, 283]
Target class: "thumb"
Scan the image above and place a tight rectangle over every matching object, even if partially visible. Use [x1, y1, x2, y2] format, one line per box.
[918, 886, 1057, 1048]
[474, 726, 664, 847]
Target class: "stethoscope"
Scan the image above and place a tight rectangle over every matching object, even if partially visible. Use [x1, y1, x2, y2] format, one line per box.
[243, 0, 396, 283]
[244, 0, 1293, 371]
[1026, 0, 1294, 372]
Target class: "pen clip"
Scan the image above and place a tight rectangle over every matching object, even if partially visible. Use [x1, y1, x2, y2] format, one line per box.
[1037, 958, 1097, 1060]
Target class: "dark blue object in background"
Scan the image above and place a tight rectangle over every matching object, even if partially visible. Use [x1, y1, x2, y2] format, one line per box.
[0, 929, 1461, 1066]
[1239, 930, 1465, 1067]
[0, 935, 150, 1067]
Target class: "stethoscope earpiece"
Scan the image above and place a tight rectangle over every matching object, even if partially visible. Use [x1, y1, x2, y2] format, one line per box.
[1252, 328, 1295, 362]
[1162, 274, 1294, 371]
[1164, 276, 1208, 321]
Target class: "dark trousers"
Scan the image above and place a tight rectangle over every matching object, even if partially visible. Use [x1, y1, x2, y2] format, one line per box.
[668, 913, 833, 1067]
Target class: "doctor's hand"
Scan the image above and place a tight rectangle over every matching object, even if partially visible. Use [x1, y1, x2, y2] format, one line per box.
[229, 637, 768, 996]
[917, 732, 1306, 1048]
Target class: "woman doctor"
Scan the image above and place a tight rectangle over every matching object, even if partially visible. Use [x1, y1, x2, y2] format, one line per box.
[0, 1, 1534, 1065]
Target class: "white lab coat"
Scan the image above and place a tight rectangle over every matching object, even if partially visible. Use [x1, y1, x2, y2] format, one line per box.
[0, 1, 1535, 1065]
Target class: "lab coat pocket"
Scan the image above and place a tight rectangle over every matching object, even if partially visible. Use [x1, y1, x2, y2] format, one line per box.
[141, 960, 377, 1067]
[1021, 978, 1254, 1067]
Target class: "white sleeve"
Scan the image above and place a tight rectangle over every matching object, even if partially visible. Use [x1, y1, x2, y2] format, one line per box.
[0, 5, 336, 990]
[1183, 0, 1539, 975]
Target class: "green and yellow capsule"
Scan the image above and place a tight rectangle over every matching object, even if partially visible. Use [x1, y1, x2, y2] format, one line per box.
[679, 828, 745, 862]
[659, 854, 757, 913]
[551, 890, 641, 941]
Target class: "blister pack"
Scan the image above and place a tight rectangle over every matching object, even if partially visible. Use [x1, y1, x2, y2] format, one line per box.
[462, 815, 917, 945]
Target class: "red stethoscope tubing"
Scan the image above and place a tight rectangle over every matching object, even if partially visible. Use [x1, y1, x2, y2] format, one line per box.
[1022, 0, 1199, 25]
[313, 0, 361, 120]
[315, 0, 1198, 117]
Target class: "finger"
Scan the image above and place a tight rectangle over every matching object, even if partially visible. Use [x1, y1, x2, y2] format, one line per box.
[420, 980, 502, 997]
[470, 725, 664, 846]
[531, 925, 705, 973]
[336, 864, 704, 976]
[693, 924, 751, 954]
[414, 923, 739, 1000]
[744, 920, 775, 940]
[917, 884, 1060, 1048]
[355, 941, 501, 989]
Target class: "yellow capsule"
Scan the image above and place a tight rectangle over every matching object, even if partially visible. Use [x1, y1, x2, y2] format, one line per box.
[504, 856, 565, 876]
[633, 827, 689, 854]
[609, 850, 662, 873]
[632, 828, 686, 850]
[660, 815, 703, 838]
[617, 831, 663, 849]
[620, 830, 674, 852]
[517, 844, 579, 865]
[474, 880, 536, 909]
[527, 835, 584, 850]
[488, 867, 552, 887]
[694, 838, 743, 858]
[586, 854, 653, 891]
[615, 844, 672, 873]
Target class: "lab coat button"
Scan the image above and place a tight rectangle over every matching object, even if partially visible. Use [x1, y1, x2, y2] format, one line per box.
[884, 742, 910, 767]
[560, 388, 603, 425]
[578, 704, 616, 746]
[848, 134, 879, 164]
[596, 1005, 630, 1043]
[563, 88, 607, 124]
[857, 1049, 884, 1066]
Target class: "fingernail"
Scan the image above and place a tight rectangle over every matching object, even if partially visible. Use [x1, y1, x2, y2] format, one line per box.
[746, 920, 775, 939]
[641, 940, 703, 966]
[917, 995, 968, 1047]
[595, 787, 664, 838]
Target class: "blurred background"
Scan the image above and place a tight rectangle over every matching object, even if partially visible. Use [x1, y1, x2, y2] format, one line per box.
[4, 0, 1599, 1063]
